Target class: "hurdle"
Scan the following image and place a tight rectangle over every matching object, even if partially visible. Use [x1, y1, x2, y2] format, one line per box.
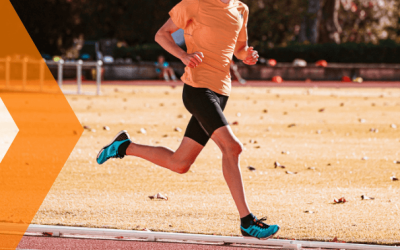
[45, 60, 103, 95]
[0, 56, 47, 92]
[0, 57, 102, 95]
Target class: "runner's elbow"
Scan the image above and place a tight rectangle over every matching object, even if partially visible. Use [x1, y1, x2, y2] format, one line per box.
[155, 31, 161, 43]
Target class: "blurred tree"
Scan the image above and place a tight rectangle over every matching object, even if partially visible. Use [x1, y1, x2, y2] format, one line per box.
[78, 0, 179, 45]
[241, 0, 308, 53]
[319, 0, 342, 43]
[338, 0, 400, 44]
[11, 0, 400, 58]
[299, 0, 321, 44]
[10, 0, 80, 56]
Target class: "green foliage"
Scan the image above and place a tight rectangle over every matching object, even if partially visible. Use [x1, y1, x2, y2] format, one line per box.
[79, 0, 179, 45]
[10, 0, 79, 55]
[241, 0, 308, 47]
[114, 43, 185, 62]
[261, 39, 400, 63]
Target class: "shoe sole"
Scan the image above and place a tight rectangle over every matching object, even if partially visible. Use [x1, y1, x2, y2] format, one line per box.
[241, 226, 280, 240]
[96, 130, 130, 164]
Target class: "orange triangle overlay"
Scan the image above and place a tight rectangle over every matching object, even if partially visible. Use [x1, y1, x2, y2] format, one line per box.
[0, 1, 83, 249]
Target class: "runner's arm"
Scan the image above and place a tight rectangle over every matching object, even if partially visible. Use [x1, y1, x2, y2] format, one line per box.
[234, 41, 259, 65]
[155, 18, 203, 68]
[234, 40, 249, 60]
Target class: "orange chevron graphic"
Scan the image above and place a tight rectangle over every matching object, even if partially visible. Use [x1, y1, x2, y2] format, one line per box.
[0, 1, 83, 249]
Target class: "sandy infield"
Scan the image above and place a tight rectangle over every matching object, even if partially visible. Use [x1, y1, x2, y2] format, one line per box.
[32, 84, 400, 244]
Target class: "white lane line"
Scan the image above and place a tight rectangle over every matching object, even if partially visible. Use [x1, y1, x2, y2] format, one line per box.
[23, 224, 400, 250]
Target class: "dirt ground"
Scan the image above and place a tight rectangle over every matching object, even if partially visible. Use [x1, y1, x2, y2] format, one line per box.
[32, 83, 400, 244]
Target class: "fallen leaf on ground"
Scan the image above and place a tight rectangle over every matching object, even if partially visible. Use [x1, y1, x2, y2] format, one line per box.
[304, 211, 315, 214]
[334, 197, 346, 203]
[274, 161, 285, 168]
[391, 176, 399, 181]
[231, 121, 239, 125]
[361, 195, 375, 200]
[281, 151, 290, 155]
[391, 124, 397, 129]
[316, 130, 322, 134]
[254, 145, 261, 149]
[362, 156, 369, 160]
[174, 127, 182, 132]
[103, 126, 110, 131]
[370, 128, 378, 133]
[83, 125, 91, 130]
[249, 139, 257, 144]
[247, 166, 256, 171]
[340, 103, 344, 106]
[139, 128, 147, 134]
[332, 237, 338, 242]
[263, 109, 268, 113]
[307, 167, 316, 170]
[318, 108, 325, 112]
[288, 123, 296, 128]
[286, 171, 297, 175]
[394, 161, 400, 164]
[359, 118, 366, 123]
[148, 193, 168, 200]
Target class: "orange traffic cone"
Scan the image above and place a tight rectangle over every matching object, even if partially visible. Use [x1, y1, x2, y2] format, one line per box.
[268, 59, 277, 67]
[316, 60, 328, 67]
[272, 76, 283, 83]
[341, 76, 351, 82]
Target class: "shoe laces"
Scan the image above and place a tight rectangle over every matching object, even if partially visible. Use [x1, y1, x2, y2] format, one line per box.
[109, 145, 124, 159]
[253, 217, 270, 229]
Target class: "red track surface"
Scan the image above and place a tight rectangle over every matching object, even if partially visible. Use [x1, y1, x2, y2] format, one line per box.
[18, 236, 281, 250]
[64, 79, 400, 88]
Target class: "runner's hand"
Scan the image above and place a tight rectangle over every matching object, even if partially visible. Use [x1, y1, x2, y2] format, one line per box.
[243, 47, 259, 65]
[180, 52, 204, 68]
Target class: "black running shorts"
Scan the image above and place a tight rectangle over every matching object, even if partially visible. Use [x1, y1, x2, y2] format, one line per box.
[182, 84, 229, 146]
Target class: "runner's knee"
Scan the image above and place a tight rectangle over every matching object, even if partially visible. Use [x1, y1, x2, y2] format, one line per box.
[169, 156, 195, 174]
[221, 140, 243, 156]
[175, 160, 193, 174]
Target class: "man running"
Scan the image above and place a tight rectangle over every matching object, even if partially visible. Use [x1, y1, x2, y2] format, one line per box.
[97, 0, 279, 239]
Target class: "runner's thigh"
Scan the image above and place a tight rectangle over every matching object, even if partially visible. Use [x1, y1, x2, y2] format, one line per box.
[182, 84, 229, 146]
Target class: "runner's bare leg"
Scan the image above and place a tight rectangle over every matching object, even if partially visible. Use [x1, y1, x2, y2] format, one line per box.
[126, 137, 203, 174]
[211, 125, 251, 218]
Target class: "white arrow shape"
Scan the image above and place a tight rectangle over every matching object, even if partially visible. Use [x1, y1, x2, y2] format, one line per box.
[0, 97, 19, 163]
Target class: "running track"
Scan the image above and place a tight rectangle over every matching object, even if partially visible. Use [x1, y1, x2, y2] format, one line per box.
[21, 79, 396, 249]
[64, 79, 400, 88]
[17, 235, 288, 250]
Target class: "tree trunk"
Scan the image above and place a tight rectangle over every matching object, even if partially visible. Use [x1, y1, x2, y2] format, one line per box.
[299, 0, 321, 44]
[318, 0, 341, 43]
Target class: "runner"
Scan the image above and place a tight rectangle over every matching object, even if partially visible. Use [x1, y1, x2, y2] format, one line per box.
[97, 0, 279, 239]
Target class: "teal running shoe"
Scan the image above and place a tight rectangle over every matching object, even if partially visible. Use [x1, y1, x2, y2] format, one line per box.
[240, 217, 279, 239]
[96, 130, 131, 165]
